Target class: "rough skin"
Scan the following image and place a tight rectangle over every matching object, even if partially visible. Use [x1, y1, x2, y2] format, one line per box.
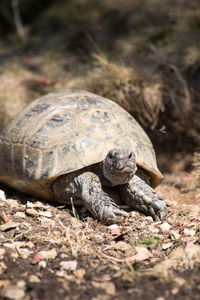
[52, 148, 167, 225]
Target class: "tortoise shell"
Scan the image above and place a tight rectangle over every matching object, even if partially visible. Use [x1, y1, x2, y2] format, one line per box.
[0, 90, 163, 199]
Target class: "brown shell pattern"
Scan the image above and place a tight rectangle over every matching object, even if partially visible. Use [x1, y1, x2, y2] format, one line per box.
[0, 90, 162, 199]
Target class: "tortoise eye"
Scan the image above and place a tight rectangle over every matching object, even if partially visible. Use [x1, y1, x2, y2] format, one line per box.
[108, 153, 113, 159]
[129, 152, 133, 159]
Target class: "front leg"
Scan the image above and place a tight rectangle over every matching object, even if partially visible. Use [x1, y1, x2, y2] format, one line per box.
[119, 175, 167, 221]
[75, 172, 129, 224]
[52, 171, 128, 225]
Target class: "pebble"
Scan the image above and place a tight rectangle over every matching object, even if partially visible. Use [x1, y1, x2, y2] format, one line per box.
[29, 275, 41, 283]
[40, 249, 57, 259]
[39, 211, 52, 218]
[162, 242, 173, 250]
[160, 222, 171, 233]
[60, 260, 77, 271]
[15, 212, 26, 219]
[0, 222, 20, 231]
[1, 285, 25, 300]
[0, 248, 5, 257]
[104, 282, 116, 296]
[38, 260, 47, 269]
[183, 228, 196, 237]
[170, 230, 181, 241]
[73, 268, 86, 279]
[25, 208, 39, 217]
[0, 190, 6, 201]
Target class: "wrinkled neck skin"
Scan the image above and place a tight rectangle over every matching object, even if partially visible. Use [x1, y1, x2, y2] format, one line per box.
[103, 163, 136, 186]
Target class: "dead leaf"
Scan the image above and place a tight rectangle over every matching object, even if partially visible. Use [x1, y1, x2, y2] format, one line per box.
[0, 213, 12, 224]
[95, 246, 153, 262]
[31, 252, 44, 265]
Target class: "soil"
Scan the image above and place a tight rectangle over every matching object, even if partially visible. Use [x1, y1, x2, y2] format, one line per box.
[0, 164, 199, 300]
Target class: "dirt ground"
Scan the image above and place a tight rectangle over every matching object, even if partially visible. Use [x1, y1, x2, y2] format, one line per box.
[0, 164, 199, 300]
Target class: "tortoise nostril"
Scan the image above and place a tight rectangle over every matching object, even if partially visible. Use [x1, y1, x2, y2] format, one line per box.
[116, 161, 123, 169]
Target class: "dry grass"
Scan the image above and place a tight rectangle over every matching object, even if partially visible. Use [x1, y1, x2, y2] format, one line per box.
[66, 53, 191, 130]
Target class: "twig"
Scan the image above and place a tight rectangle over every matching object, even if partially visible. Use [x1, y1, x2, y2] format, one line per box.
[11, 0, 26, 40]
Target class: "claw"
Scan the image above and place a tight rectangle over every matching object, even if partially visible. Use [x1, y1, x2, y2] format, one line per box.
[113, 208, 129, 217]
[152, 201, 161, 210]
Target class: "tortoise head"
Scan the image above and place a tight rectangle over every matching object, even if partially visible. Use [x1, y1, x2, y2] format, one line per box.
[103, 148, 137, 186]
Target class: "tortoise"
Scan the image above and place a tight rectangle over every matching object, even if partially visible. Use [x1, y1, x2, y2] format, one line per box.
[0, 89, 167, 224]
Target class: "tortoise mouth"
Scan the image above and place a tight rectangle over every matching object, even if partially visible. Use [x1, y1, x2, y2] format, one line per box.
[103, 164, 136, 185]
[110, 165, 136, 174]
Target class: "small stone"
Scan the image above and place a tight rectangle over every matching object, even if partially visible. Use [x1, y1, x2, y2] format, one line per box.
[25, 208, 39, 217]
[39, 217, 56, 226]
[38, 260, 47, 269]
[0, 222, 20, 231]
[15, 212, 26, 219]
[104, 282, 116, 296]
[16, 281, 26, 288]
[29, 275, 40, 283]
[160, 222, 171, 233]
[0, 279, 10, 288]
[170, 230, 181, 241]
[0, 248, 5, 257]
[40, 249, 57, 259]
[0, 261, 7, 272]
[162, 242, 173, 250]
[173, 277, 186, 287]
[60, 260, 77, 271]
[0, 190, 6, 201]
[18, 248, 32, 259]
[183, 228, 196, 237]
[108, 224, 120, 235]
[4, 241, 26, 249]
[39, 211, 52, 218]
[1, 285, 25, 299]
[73, 268, 86, 279]
[5, 199, 20, 207]
[25, 241, 34, 248]
[145, 216, 154, 224]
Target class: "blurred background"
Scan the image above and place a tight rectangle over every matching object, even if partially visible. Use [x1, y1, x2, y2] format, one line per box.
[0, 0, 200, 191]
